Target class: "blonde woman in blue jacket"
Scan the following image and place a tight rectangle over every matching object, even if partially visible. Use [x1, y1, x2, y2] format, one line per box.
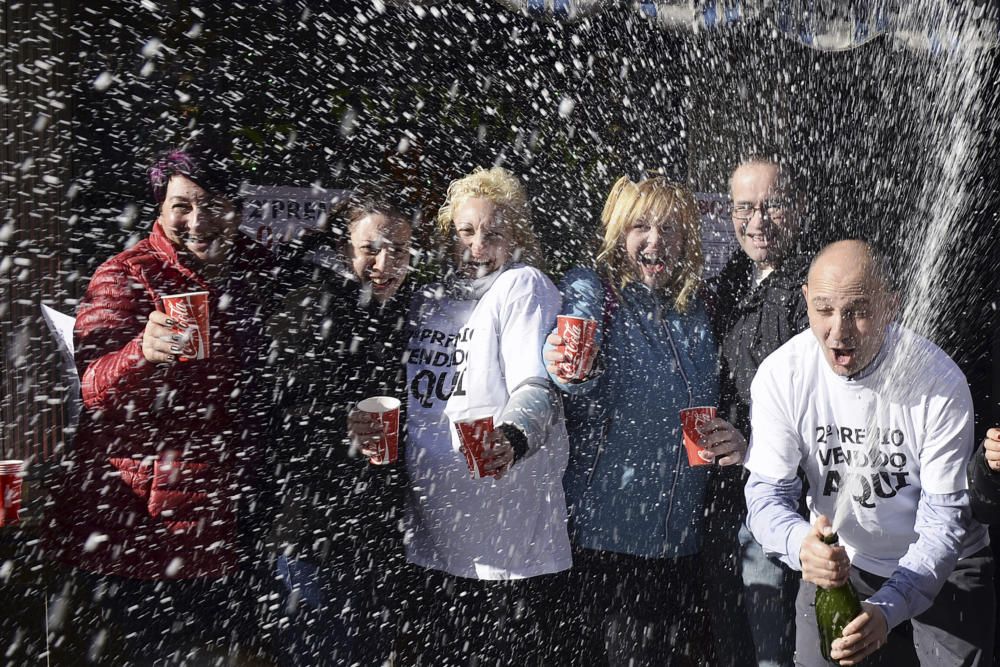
[544, 176, 747, 666]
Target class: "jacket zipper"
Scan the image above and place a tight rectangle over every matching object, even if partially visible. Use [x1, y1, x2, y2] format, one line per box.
[660, 314, 694, 549]
[586, 412, 612, 487]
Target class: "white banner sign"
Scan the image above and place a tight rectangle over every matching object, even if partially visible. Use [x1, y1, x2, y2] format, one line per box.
[238, 184, 350, 249]
[697, 192, 737, 280]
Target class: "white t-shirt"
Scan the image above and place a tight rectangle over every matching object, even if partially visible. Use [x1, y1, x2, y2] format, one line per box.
[746, 324, 985, 578]
[404, 265, 571, 580]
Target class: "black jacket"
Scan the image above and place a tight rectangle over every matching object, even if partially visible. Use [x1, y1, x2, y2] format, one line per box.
[970, 441, 1000, 524]
[709, 252, 810, 438]
[272, 273, 413, 566]
[702, 252, 809, 524]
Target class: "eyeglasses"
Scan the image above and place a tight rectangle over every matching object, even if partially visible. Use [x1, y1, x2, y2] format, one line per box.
[731, 200, 788, 223]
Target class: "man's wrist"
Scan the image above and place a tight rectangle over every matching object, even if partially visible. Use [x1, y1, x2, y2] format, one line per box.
[787, 520, 812, 571]
[865, 587, 906, 630]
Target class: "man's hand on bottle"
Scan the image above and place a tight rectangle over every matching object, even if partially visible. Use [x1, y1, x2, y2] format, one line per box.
[829, 602, 888, 665]
[799, 515, 850, 589]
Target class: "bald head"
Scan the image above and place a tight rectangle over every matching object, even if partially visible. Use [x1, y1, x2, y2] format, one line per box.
[804, 240, 898, 377]
[807, 240, 890, 293]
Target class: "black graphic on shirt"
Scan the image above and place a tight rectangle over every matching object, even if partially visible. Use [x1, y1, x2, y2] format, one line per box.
[815, 424, 911, 509]
[408, 326, 473, 408]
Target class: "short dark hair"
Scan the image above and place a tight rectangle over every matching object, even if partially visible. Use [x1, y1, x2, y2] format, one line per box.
[343, 184, 413, 231]
[731, 151, 802, 195]
[148, 141, 238, 204]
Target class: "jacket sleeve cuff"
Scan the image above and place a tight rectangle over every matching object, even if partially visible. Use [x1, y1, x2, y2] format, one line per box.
[785, 521, 812, 571]
[864, 587, 908, 630]
[499, 423, 529, 463]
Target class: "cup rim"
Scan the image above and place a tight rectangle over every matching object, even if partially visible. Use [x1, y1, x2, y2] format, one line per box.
[161, 291, 210, 300]
[557, 314, 599, 325]
[357, 396, 401, 413]
[453, 415, 494, 426]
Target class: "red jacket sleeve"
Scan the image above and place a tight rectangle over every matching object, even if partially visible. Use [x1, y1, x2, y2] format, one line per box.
[75, 256, 159, 410]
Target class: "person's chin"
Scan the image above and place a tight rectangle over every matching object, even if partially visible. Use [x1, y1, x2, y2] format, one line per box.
[639, 274, 669, 291]
[188, 243, 227, 264]
[369, 281, 399, 302]
[743, 245, 769, 263]
[461, 262, 498, 279]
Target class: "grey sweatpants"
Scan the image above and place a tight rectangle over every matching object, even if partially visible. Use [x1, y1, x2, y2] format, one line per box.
[794, 547, 995, 667]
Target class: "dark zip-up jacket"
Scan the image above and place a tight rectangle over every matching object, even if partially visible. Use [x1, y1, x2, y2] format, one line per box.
[271, 272, 412, 568]
[704, 252, 810, 520]
[708, 252, 810, 438]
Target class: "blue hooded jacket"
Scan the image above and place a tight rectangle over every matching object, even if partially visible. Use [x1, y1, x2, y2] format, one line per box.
[546, 267, 719, 559]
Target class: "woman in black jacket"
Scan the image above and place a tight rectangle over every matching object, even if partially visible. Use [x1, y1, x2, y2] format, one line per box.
[271, 188, 414, 666]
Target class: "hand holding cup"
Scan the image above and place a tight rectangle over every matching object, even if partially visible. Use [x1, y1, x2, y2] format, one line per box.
[142, 310, 186, 364]
[352, 396, 401, 465]
[348, 408, 384, 459]
[543, 333, 574, 383]
[544, 327, 598, 384]
[454, 415, 509, 480]
[0, 460, 24, 527]
[480, 429, 515, 480]
[696, 418, 747, 466]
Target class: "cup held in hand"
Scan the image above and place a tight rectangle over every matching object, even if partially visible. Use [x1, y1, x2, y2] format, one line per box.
[357, 396, 401, 465]
[454, 416, 497, 479]
[161, 291, 211, 361]
[556, 315, 599, 380]
[680, 406, 717, 467]
[0, 460, 24, 527]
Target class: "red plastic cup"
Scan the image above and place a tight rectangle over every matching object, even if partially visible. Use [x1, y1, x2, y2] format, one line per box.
[454, 416, 497, 479]
[161, 291, 211, 361]
[680, 406, 718, 466]
[0, 460, 24, 527]
[357, 396, 400, 465]
[556, 315, 599, 380]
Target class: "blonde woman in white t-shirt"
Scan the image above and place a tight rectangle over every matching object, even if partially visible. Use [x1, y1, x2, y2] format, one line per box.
[398, 167, 571, 665]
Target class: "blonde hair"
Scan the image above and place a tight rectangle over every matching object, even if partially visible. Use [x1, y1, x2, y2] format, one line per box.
[436, 167, 543, 269]
[596, 176, 703, 313]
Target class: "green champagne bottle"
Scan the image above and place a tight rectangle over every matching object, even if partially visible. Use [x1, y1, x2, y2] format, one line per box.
[815, 533, 863, 662]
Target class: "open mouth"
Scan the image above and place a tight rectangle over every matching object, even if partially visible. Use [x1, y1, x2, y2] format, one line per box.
[636, 254, 666, 275]
[184, 233, 221, 250]
[369, 275, 395, 291]
[462, 259, 495, 277]
[831, 347, 855, 366]
[745, 233, 770, 248]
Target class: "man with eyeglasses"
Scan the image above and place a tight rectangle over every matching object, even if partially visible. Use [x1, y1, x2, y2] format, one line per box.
[704, 155, 809, 667]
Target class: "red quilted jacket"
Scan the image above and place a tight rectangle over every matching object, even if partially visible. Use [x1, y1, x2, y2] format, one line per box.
[51, 223, 284, 580]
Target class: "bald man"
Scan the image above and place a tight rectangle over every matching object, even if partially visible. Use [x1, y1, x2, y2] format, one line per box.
[744, 241, 994, 666]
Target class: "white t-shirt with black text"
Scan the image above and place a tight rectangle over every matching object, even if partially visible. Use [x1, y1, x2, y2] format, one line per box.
[746, 324, 988, 577]
[404, 264, 571, 580]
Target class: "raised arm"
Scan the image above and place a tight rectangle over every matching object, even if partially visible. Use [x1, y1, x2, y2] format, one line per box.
[543, 267, 606, 395]
[75, 258, 163, 410]
[496, 269, 564, 461]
